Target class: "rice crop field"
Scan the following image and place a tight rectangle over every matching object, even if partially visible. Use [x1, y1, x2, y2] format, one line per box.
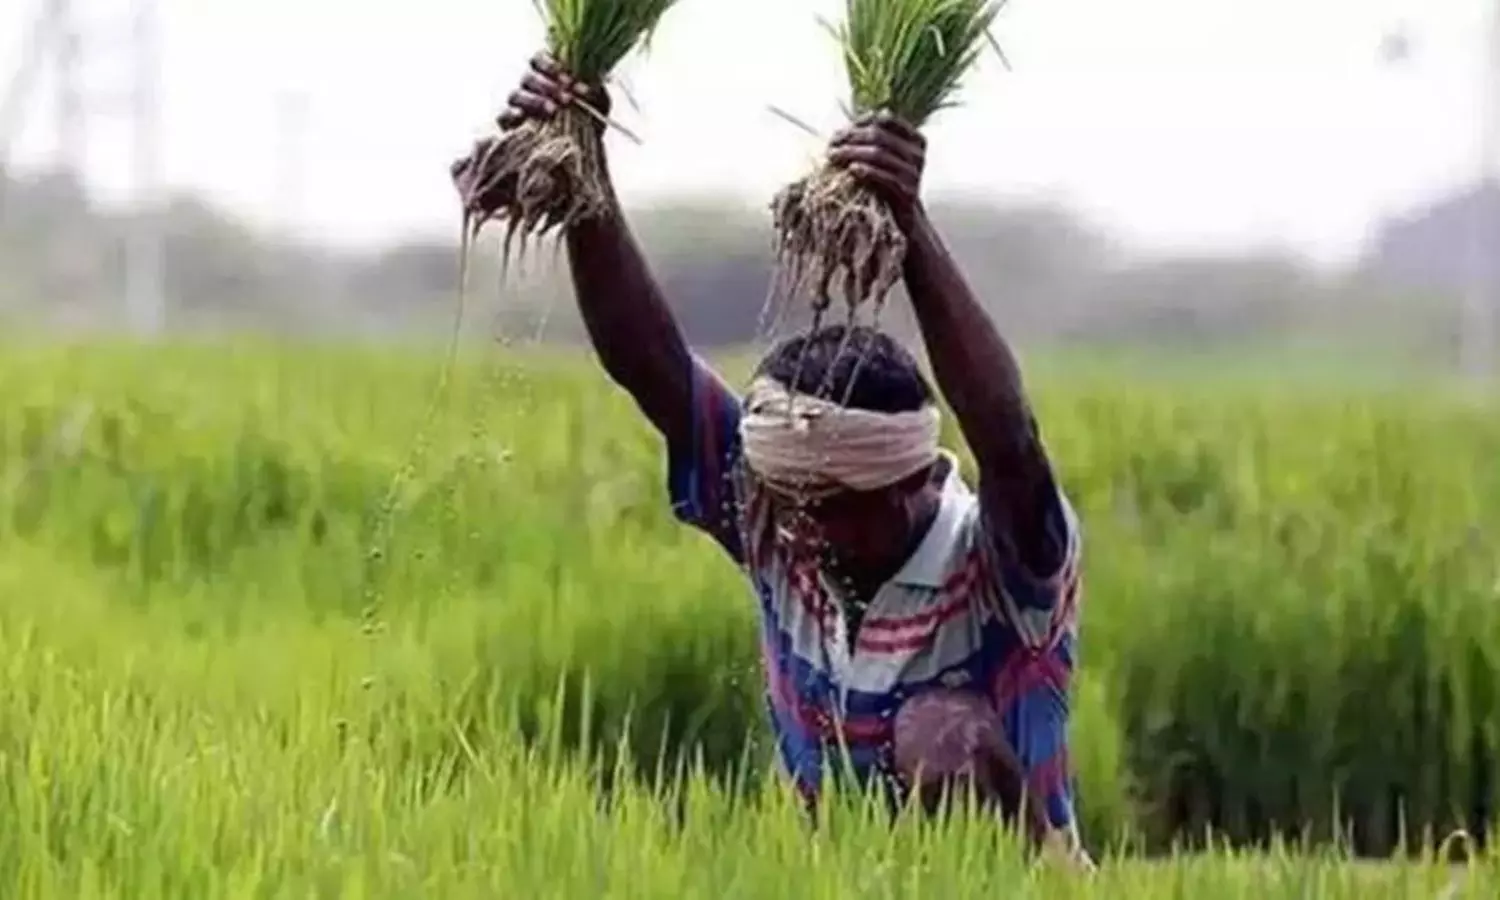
[1, 339, 1497, 898]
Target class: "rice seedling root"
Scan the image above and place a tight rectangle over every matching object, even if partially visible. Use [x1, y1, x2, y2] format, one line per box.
[769, 165, 906, 324]
[465, 107, 611, 271]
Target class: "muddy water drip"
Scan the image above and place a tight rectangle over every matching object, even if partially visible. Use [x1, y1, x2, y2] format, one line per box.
[768, 168, 906, 330]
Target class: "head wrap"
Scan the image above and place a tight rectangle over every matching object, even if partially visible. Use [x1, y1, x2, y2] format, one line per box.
[738, 376, 942, 498]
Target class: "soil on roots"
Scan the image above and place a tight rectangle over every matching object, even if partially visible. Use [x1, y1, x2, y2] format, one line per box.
[462, 110, 611, 270]
[768, 167, 907, 328]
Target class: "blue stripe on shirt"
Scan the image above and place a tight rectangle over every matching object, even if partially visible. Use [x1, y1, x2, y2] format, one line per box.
[666, 355, 745, 562]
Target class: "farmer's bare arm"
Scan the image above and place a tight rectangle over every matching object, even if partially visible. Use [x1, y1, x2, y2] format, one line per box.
[451, 53, 693, 448]
[901, 210, 1061, 572]
[563, 184, 695, 447]
[829, 115, 1060, 574]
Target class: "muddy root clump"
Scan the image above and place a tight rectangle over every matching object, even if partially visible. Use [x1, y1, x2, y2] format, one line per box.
[459, 109, 612, 270]
[768, 167, 907, 330]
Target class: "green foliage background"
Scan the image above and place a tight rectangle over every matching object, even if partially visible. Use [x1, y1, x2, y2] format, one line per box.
[1, 342, 1497, 894]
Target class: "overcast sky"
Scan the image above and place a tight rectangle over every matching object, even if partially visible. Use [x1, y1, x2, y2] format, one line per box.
[1, 0, 1495, 264]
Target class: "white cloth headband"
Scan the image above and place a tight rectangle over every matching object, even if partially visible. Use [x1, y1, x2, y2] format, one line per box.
[739, 376, 942, 497]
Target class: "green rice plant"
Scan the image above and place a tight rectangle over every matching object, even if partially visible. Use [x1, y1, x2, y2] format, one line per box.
[768, 0, 1004, 335]
[458, 0, 681, 267]
[539, 0, 678, 85]
[839, 0, 1003, 127]
[4, 341, 1500, 890]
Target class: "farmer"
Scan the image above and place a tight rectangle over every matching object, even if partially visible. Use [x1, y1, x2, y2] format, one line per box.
[453, 54, 1094, 871]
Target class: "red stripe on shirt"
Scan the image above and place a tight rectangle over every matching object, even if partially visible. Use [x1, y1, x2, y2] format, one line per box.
[990, 648, 1070, 711]
[857, 595, 970, 654]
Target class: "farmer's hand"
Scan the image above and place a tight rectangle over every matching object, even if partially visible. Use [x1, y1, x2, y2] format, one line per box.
[496, 52, 612, 134]
[827, 112, 927, 227]
[450, 53, 612, 214]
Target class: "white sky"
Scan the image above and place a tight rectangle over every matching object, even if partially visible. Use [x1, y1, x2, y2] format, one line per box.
[1, 0, 1495, 265]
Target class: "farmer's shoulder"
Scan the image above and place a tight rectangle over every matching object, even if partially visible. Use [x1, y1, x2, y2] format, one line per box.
[936, 470, 1083, 648]
[947, 450, 1081, 524]
[952, 460, 1083, 586]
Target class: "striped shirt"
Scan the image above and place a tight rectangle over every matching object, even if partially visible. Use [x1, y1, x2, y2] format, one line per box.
[667, 357, 1084, 833]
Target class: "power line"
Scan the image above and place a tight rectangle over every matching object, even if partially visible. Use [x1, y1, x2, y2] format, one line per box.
[274, 88, 309, 240]
[54, 0, 84, 180]
[1460, 0, 1499, 380]
[1, 0, 165, 335]
[0, 4, 59, 168]
[125, 0, 163, 336]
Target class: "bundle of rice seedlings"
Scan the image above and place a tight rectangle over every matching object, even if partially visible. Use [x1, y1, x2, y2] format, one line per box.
[463, 0, 680, 263]
[769, 0, 1004, 328]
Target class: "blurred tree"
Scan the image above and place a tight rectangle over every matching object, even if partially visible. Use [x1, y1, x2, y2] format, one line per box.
[0, 164, 1474, 370]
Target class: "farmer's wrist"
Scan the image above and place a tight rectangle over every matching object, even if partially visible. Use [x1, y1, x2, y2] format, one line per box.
[898, 203, 941, 264]
[579, 98, 612, 136]
[590, 136, 617, 192]
[891, 195, 928, 237]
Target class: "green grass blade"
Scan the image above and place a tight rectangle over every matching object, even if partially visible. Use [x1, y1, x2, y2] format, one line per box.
[831, 0, 1004, 127]
[536, 0, 683, 83]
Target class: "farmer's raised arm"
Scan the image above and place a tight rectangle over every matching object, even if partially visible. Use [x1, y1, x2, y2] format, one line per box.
[901, 207, 1068, 576]
[453, 54, 745, 560]
[452, 54, 694, 450]
[568, 199, 750, 562]
[563, 182, 697, 448]
[829, 114, 1068, 577]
